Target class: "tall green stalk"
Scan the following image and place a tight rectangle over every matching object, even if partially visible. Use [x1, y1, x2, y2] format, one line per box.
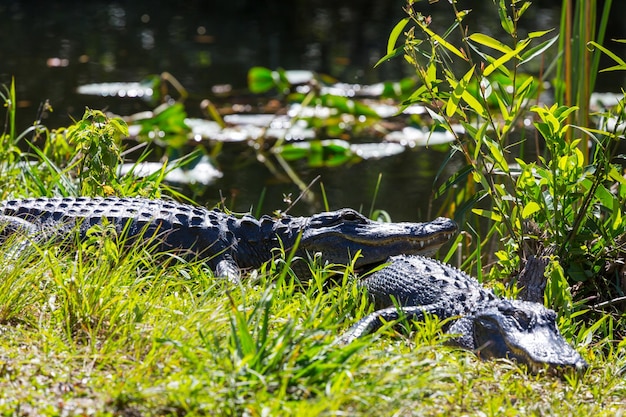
[0, 78, 16, 146]
[555, 0, 613, 164]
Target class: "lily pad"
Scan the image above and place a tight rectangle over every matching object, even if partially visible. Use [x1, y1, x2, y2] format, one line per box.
[349, 142, 405, 159]
[385, 126, 458, 147]
[77, 82, 154, 99]
[118, 155, 222, 185]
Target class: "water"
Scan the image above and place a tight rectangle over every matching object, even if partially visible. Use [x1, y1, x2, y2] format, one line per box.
[1, 1, 622, 219]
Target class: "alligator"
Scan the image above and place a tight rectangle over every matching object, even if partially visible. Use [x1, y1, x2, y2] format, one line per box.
[0, 197, 457, 281]
[341, 255, 587, 372]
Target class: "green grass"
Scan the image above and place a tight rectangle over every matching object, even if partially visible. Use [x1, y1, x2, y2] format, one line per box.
[0, 238, 624, 416]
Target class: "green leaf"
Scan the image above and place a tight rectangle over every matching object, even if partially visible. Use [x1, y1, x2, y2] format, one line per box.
[472, 123, 489, 162]
[248, 66, 276, 93]
[461, 88, 487, 119]
[277, 144, 310, 161]
[434, 164, 473, 199]
[420, 24, 467, 61]
[611, 201, 623, 231]
[402, 84, 430, 106]
[556, 105, 579, 122]
[446, 66, 475, 118]
[321, 95, 378, 117]
[455, 189, 489, 220]
[424, 60, 438, 89]
[109, 117, 129, 137]
[589, 41, 626, 70]
[375, 46, 407, 68]
[497, 0, 514, 35]
[472, 208, 502, 222]
[520, 34, 559, 64]
[522, 201, 541, 218]
[515, 75, 536, 97]
[594, 184, 615, 209]
[484, 137, 509, 173]
[387, 18, 410, 55]
[601, 64, 626, 72]
[468, 33, 512, 54]
[518, 1, 533, 18]
[527, 29, 554, 39]
[494, 93, 510, 123]
[483, 39, 530, 76]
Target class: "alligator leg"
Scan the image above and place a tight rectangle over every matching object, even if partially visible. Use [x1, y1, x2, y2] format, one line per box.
[215, 256, 241, 282]
[337, 304, 445, 345]
[0, 215, 42, 258]
[0, 215, 38, 240]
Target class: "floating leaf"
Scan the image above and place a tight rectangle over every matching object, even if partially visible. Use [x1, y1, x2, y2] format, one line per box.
[320, 95, 378, 117]
[275, 140, 355, 167]
[248, 67, 276, 93]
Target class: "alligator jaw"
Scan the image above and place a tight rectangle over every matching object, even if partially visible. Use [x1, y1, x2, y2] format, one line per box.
[299, 213, 458, 269]
[505, 333, 588, 374]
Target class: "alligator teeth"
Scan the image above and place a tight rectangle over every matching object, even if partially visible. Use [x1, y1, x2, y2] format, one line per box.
[420, 241, 425, 248]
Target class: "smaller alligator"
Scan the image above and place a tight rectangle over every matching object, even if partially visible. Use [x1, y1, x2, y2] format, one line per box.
[0, 197, 457, 281]
[341, 255, 587, 372]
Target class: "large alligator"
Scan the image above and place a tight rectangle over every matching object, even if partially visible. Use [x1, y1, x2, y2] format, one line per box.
[0, 197, 457, 281]
[340, 255, 587, 372]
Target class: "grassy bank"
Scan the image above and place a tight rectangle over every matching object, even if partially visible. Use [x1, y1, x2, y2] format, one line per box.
[0, 241, 623, 415]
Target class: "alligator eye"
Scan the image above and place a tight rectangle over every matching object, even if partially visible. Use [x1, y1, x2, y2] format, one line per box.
[341, 210, 363, 222]
[512, 310, 532, 329]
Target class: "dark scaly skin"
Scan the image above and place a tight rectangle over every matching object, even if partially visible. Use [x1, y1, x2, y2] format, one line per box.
[0, 197, 458, 281]
[340, 255, 587, 372]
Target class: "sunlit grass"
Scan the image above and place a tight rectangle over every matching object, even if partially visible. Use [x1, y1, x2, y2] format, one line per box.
[0, 237, 624, 416]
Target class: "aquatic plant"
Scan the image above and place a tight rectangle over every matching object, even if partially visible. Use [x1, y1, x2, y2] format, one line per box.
[382, 0, 625, 333]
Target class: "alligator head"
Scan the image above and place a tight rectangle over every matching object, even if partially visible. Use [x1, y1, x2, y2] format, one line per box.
[471, 299, 587, 372]
[295, 209, 457, 271]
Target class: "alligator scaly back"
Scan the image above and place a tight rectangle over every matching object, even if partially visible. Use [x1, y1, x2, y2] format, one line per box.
[0, 197, 458, 281]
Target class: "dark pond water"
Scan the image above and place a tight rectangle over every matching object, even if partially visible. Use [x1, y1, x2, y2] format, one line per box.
[1, 0, 624, 219]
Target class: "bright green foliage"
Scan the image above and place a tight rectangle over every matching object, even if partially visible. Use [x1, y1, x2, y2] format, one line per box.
[0, 97, 193, 201]
[276, 140, 358, 168]
[555, 0, 613, 157]
[590, 40, 626, 72]
[0, 78, 17, 153]
[0, 232, 622, 414]
[133, 103, 191, 148]
[64, 109, 128, 195]
[248, 66, 291, 94]
[245, 66, 386, 196]
[387, 0, 625, 321]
